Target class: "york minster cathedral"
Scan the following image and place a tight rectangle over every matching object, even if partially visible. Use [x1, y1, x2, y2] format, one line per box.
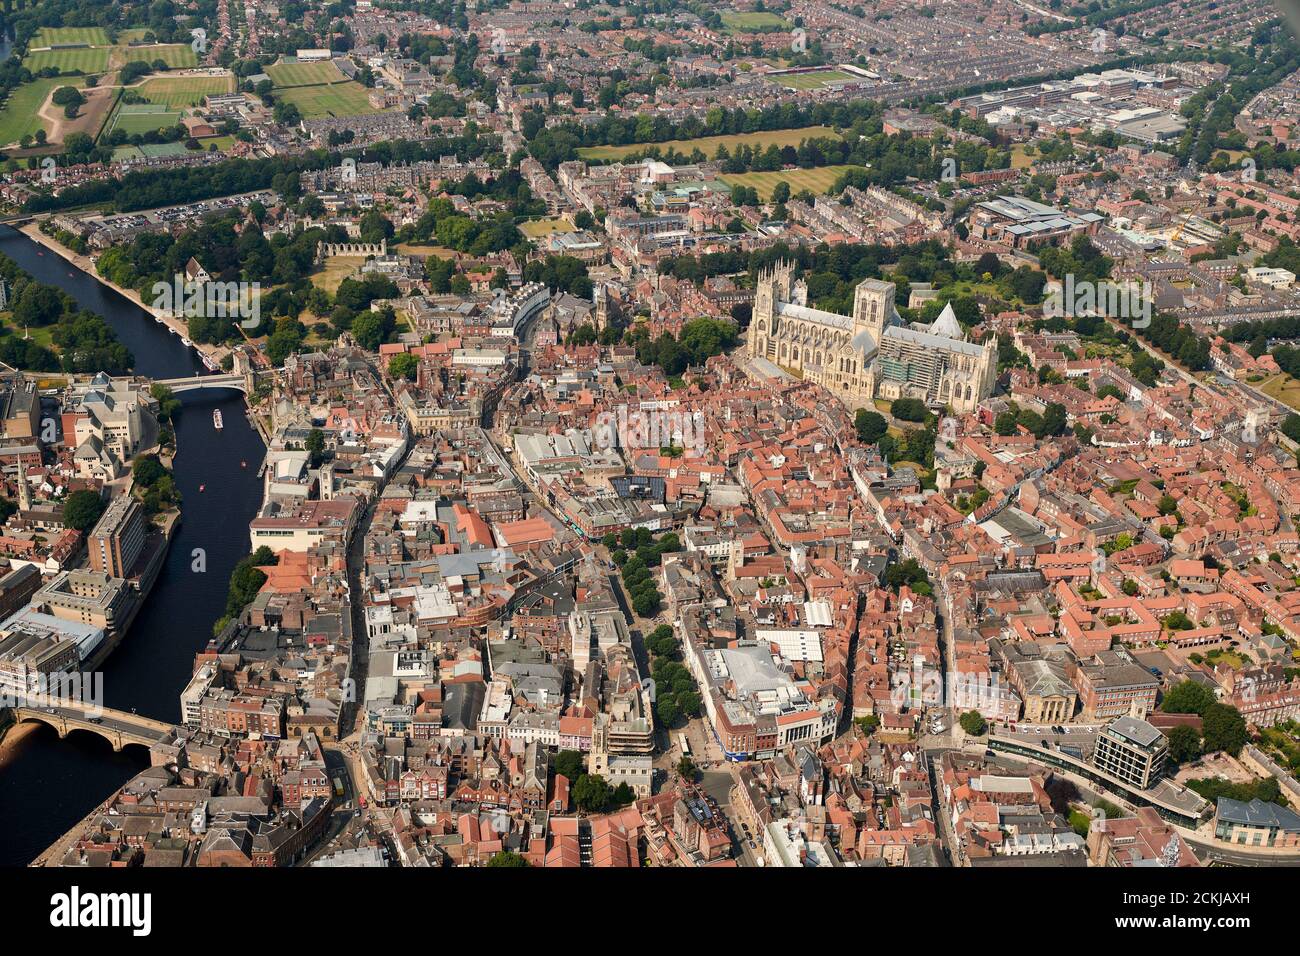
[746, 262, 997, 414]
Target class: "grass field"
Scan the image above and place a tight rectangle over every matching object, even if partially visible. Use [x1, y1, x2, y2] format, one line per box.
[773, 69, 856, 90]
[1259, 374, 1300, 412]
[31, 27, 111, 47]
[719, 164, 863, 200]
[135, 74, 235, 108]
[520, 217, 576, 238]
[721, 11, 790, 30]
[0, 78, 68, 145]
[23, 47, 112, 74]
[276, 81, 377, 119]
[577, 125, 841, 162]
[131, 44, 200, 69]
[0, 317, 56, 350]
[109, 103, 183, 135]
[393, 243, 456, 258]
[267, 60, 345, 87]
[311, 256, 367, 294]
[22, 41, 198, 75]
[112, 141, 191, 162]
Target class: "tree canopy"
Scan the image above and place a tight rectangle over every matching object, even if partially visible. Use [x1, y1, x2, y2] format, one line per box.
[62, 490, 106, 532]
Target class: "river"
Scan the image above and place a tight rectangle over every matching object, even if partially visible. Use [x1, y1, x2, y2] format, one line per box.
[0, 225, 266, 866]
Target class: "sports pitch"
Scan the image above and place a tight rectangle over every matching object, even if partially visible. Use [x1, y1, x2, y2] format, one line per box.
[773, 70, 858, 90]
[129, 44, 200, 69]
[721, 11, 790, 31]
[30, 27, 111, 47]
[718, 164, 865, 201]
[108, 103, 183, 136]
[22, 47, 111, 74]
[22, 41, 198, 76]
[576, 125, 842, 162]
[267, 60, 346, 87]
[276, 81, 377, 119]
[135, 75, 235, 108]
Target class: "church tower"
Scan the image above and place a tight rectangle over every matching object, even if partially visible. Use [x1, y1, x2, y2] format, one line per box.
[748, 265, 779, 362]
[593, 282, 608, 332]
[772, 260, 794, 302]
[852, 278, 895, 343]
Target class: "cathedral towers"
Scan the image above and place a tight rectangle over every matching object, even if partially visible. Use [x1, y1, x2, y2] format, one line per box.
[746, 262, 997, 415]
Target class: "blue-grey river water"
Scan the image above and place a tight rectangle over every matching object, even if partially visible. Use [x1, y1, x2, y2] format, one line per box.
[0, 225, 265, 865]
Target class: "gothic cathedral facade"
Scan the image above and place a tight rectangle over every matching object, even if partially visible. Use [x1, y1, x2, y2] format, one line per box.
[746, 262, 996, 414]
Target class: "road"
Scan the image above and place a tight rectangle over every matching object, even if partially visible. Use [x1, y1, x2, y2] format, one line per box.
[326, 348, 418, 835]
[490, 314, 758, 860]
[299, 746, 368, 866]
[479, 296, 723, 783]
[697, 766, 762, 866]
[1191, 842, 1300, 867]
[924, 746, 958, 866]
[339, 493, 380, 742]
[1231, 371, 1298, 429]
[1102, 312, 1287, 426]
[14, 699, 171, 743]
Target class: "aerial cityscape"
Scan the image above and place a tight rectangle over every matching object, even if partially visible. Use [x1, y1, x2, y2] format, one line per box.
[0, 0, 1292, 907]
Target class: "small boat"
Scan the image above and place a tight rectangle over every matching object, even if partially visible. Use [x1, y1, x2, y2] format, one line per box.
[199, 484, 205, 493]
[212, 409, 224, 430]
[240, 460, 247, 468]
